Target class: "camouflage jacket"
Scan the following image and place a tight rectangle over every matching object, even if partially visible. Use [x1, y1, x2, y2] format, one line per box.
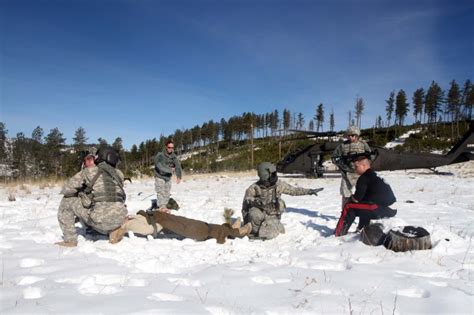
[242, 180, 311, 218]
[60, 163, 127, 218]
[332, 139, 371, 173]
[154, 150, 182, 181]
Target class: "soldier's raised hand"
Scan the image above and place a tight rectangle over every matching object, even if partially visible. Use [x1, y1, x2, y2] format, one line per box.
[308, 188, 324, 196]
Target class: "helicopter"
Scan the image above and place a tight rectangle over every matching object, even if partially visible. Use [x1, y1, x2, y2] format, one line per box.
[276, 122, 474, 177]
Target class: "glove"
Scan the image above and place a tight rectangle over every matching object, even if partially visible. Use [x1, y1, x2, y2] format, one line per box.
[308, 188, 324, 195]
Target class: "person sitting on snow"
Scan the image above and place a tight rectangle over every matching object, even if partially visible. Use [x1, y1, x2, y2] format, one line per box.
[334, 155, 397, 236]
[241, 162, 323, 240]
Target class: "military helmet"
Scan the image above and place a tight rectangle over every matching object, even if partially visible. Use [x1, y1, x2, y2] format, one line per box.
[346, 125, 361, 136]
[78, 147, 97, 160]
[257, 162, 277, 181]
[96, 146, 120, 167]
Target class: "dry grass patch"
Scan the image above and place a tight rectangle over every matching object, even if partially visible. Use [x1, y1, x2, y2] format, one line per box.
[7, 189, 16, 201]
[19, 184, 32, 194]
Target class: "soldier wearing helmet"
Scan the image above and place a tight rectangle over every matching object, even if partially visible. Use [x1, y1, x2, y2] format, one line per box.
[56, 146, 127, 247]
[331, 125, 372, 209]
[241, 162, 323, 240]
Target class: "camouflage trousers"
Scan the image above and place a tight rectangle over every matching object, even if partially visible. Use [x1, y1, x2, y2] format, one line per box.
[340, 172, 359, 198]
[248, 207, 285, 240]
[57, 197, 126, 242]
[154, 177, 172, 208]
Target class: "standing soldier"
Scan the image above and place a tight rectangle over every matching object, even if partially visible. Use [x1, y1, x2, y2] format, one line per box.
[332, 126, 372, 209]
[154, 140, 182, 211]
[56, 147, 127, 247]
[242, 162, 323, 240]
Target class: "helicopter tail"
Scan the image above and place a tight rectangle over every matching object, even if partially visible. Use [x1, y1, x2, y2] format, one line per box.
[445, 121, 474, 165]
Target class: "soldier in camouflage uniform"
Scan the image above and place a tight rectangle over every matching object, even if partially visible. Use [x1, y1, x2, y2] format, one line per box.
[331, 126, 372, 209]
[154, 140, 182, 211]
[56, 147, 127, 247]
[242, 162, 323, 240]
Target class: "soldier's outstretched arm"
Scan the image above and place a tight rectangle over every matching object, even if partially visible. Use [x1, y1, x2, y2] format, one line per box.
[280, 180, 314, 196]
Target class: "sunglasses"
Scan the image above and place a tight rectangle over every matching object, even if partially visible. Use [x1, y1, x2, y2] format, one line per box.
[167, 146, 174, 149]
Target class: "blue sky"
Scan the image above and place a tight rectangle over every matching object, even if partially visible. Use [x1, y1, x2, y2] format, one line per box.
[1, 0, 473, 149]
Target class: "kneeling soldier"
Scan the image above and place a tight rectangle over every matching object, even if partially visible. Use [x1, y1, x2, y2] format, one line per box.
[241, 162, 323, 240]
[56, 147, 127, 247]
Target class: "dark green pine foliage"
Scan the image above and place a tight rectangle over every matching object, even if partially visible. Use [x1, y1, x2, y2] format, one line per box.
[462, 80, 473, 120]
[0, 122, 7, 162]
[412, 88, 425, 123]
[395, 89, 409, 126]
[44, 127, 66, 177]
[315, 103, 324, 132]
[385, 91, 395, 127]
[73, 127, 88, 152]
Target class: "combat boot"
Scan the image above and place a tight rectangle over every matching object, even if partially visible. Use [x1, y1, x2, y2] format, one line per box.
[55, 240, 78, 247]
[230, 223, 252, 238]
[109, 226, 126, 244]
[232, 217, 242, 229]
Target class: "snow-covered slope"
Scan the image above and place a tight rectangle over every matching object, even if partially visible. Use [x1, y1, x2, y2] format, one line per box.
[1, 162, 473, 314]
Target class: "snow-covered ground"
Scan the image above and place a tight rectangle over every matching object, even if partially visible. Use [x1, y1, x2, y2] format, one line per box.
[384, 129, 422, 149]
[1, 162, 473, 314]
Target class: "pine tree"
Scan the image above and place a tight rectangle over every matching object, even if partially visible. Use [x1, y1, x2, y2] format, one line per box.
[354, 97, 364, 128]
[12, 132, 30, 178]
[315, 103, 324, 132]
[31, 126, 43, 143]
[385, 91, 395, 127]
[73, 127, 88, 151]
[31, 126, 45, 176]
[0, 122, 7, 161]
[425, 81, 445, 136]
[395, 89, 409, 126]
[296, 113, 305, 130]
[45, 127, 66, 177]
[412, 88, 424, 123]
[462, 79, 473, 120]
[376, 115, 383, 128]
[329, 109, 335, 132]
[283, 109, 291, 134]
[447, 80, 462, 137]
[97, 138, 108, 149]
[112, 137, 123, 152]
[308, 120, 315, 131]
[270, 110, 279, 136]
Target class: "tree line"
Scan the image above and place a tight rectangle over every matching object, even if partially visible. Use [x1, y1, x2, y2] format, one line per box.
[0, 78, 472, 180]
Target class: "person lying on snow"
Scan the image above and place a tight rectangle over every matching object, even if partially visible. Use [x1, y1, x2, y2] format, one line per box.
[334, 155, 397, 237]
[109, 209, 252, 245]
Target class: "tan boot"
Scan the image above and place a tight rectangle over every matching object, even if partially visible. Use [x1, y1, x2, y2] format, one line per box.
[232, 222, 252, 237]
[55, 240, 78, 247]
[109, 226, 126, 244]
[232, 217, 242, 229]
